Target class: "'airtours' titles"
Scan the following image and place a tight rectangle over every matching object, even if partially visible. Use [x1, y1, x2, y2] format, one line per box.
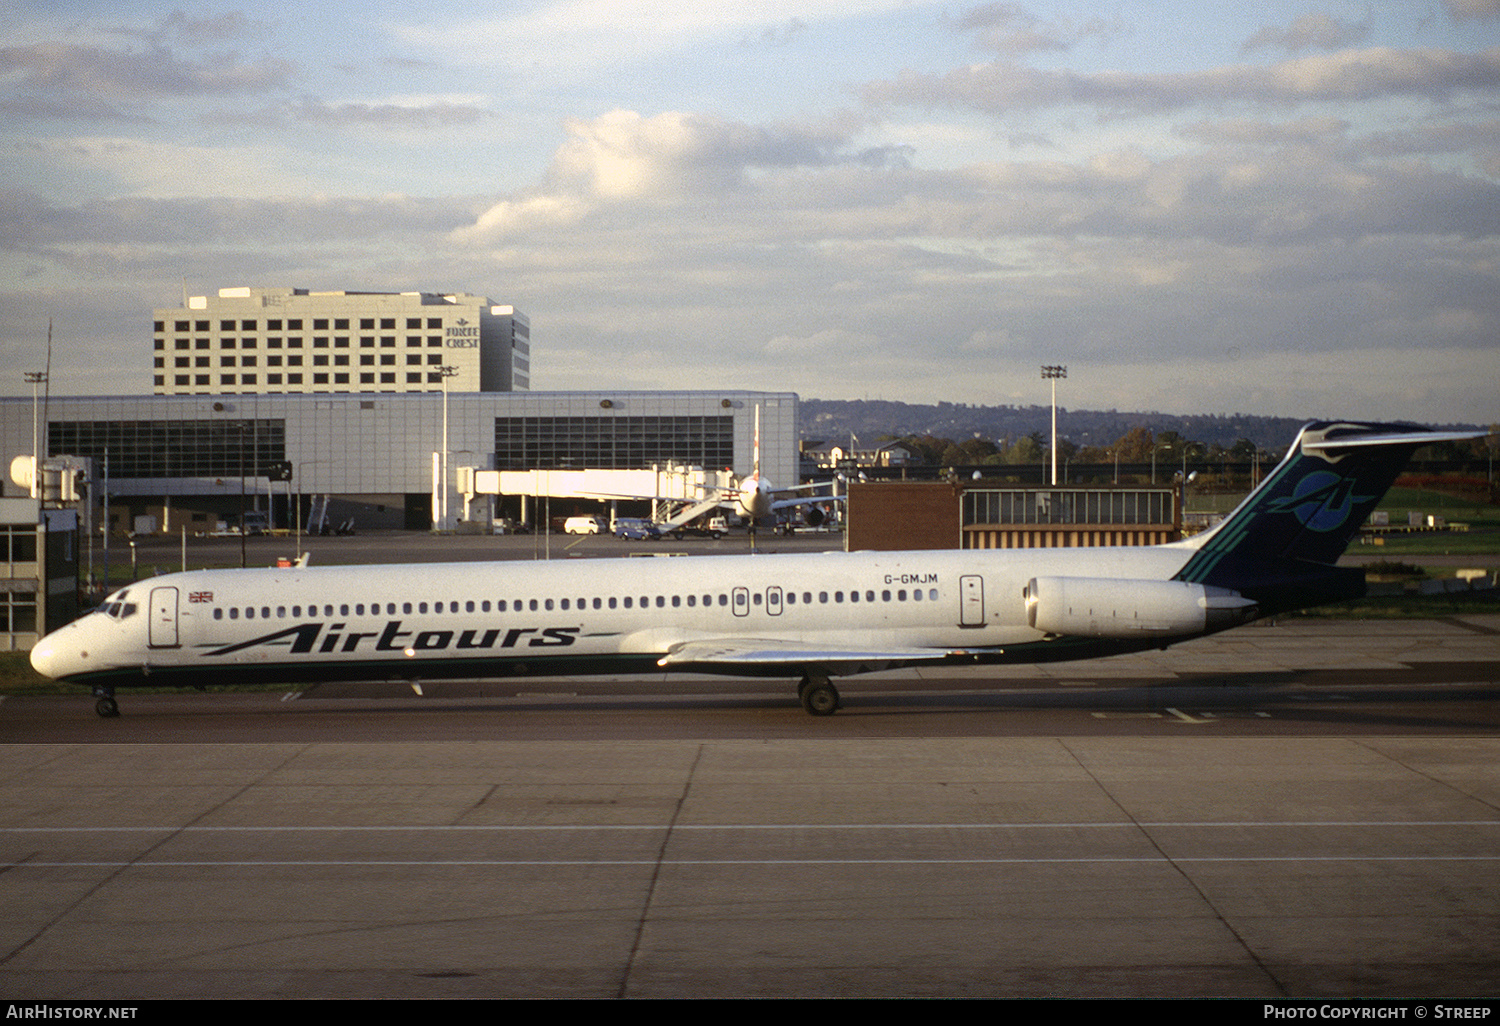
[205, 621, 580, 658]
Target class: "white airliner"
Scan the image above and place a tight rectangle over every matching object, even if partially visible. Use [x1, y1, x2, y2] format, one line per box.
[722, 404, 843, 532]
[546, 404, 839, 532]
[29, 421, 1481, 718]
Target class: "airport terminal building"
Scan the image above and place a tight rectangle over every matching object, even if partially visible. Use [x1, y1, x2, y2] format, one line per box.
[0, 390, 798, 534]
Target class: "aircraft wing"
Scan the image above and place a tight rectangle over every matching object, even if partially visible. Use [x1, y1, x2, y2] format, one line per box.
[769, 493, 843, 513]
[657, 637, 959, 675]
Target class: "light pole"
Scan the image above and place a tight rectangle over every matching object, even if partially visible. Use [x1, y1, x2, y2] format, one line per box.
[1041, 365, 1066, 486]
[437, 365, 459, 531]
[237, 422, 247, 568]
[24, 371, 46, 492]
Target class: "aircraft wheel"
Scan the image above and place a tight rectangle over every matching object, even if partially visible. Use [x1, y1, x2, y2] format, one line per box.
[800, 680, 840, 717]
[95, 696, 120, 719]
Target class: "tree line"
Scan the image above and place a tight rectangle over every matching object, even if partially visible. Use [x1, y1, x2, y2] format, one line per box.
[881, 427, 1267, 470]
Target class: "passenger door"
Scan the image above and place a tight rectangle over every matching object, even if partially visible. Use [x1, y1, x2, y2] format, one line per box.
[149, 586, 180, 648]
[959, 575, 985, 628]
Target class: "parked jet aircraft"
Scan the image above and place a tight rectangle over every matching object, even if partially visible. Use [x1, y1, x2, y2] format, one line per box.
[30, 421, 1482, 718]
[529, 405, 840, 534]
[731, 404, 841, 525]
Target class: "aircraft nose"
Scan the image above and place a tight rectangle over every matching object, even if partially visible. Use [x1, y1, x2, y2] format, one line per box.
[30, 627, 86, 681]
[29, 634, 58, 679]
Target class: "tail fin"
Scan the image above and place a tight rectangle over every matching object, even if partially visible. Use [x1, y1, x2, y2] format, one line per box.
[1174, 421, 1481, 598]
[753, 403, 761, 478]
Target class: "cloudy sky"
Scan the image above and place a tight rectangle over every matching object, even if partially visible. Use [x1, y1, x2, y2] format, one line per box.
[3, 1, 1499, 424]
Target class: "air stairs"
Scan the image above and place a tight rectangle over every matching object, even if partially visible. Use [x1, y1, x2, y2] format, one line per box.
[653, 496, 724, 532]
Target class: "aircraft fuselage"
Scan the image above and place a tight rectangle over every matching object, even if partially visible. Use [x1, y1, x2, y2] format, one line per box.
[32, 545, 1196, 691]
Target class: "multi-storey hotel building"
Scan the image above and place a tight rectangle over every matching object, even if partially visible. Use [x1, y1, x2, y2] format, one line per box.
[152, 287, 529, 395]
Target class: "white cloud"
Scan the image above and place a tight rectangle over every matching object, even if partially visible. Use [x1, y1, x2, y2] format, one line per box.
[1240, 14, 1372, 55]
[953, 3, 1125, 57]
[227, 96, 493, 130]
[450, 194, 591, 243]
[0, 40, 292, 101]
[763, 327, 880, 354]
[389, 0, 914, 68]
[26, 136, 312, 199]
[451, 108, 871, 242]
[1445, 0, 1500, 21]
[864, 47, 1500, 115]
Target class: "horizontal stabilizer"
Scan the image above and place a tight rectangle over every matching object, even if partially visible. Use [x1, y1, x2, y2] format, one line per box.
[1304, 429, 1486, 452]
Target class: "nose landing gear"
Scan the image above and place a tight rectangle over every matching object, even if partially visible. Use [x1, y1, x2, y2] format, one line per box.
[92, 685, 120, 719]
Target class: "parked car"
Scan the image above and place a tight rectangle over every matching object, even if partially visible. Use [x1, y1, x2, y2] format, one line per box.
[564, 515, 604, 535]
[670, 515, 728, 539]
[613, 517, 662, 540]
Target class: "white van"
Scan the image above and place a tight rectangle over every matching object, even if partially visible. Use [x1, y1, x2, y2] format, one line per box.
[564, 516, 604, 535]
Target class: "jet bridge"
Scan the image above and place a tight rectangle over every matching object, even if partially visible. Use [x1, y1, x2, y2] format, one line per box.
[468, 464, 737, 529]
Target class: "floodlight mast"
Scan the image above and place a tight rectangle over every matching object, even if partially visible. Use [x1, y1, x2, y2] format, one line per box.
[1041, 365, 1066, 486]
[24, 371, 47, 492]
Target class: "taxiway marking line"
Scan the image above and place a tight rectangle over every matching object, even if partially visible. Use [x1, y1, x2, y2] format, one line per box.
[6, 856, 1500, 868]
[4, 820, 1497, 832]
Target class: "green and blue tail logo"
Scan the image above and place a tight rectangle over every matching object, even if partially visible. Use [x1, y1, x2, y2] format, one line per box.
[1263, 471, 1373, 533]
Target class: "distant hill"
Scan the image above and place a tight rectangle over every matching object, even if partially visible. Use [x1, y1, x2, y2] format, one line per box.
[799, 399, 1309, 450]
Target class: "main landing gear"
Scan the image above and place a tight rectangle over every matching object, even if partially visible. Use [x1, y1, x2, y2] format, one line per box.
[798, 674, 840, 717]
[92, 685, 119, 719]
